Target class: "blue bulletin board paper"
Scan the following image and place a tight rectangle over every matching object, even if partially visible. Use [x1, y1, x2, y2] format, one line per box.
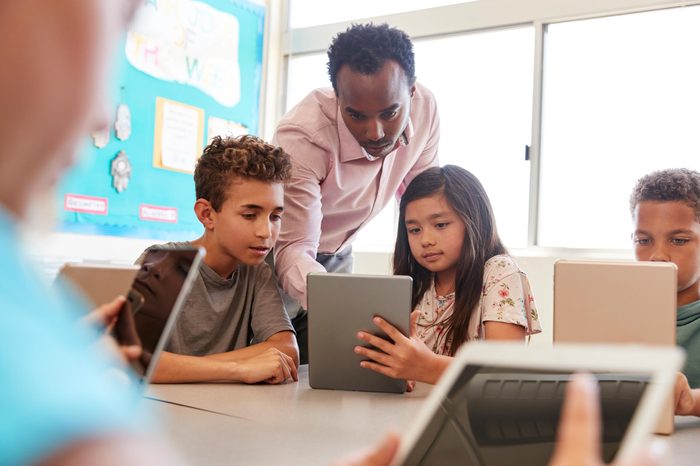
[57, 0, 265, 240]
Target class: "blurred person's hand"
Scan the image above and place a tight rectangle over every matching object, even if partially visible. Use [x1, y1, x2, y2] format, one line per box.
[83, 296, 142, 363]
[330, 433, 399, 466]
[548, 373, 667, 466]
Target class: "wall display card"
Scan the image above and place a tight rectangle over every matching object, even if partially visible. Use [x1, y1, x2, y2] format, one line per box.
[153, 97, 205, 174]
[207, 116, 248, 143]
[139, 203, 178, 223]
[64, 194, 108, 215]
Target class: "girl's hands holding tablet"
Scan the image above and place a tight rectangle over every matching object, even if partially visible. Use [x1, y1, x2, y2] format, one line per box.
[355, 311, 451, 385]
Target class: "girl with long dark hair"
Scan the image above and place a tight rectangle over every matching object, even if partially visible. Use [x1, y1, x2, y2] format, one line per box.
[354, 165, 541, 385]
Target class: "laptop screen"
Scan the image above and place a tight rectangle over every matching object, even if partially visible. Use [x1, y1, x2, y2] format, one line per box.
[402, 365, 650, 466]
[112, 247, 201, 380]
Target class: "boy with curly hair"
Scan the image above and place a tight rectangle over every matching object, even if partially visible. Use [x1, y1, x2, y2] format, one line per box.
[631, 168, 700, 415]
[141, 135, 299, 384]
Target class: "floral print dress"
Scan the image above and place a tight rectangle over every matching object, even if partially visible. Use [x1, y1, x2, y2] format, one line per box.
[414, 254, 541, 355]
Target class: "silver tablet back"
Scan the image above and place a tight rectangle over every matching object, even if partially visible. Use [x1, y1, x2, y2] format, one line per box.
[308, 273, 412, 393]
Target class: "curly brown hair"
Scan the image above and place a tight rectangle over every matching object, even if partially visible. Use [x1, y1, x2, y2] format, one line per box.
[194, 135, 292, 211]
[630, 168, 700, 220]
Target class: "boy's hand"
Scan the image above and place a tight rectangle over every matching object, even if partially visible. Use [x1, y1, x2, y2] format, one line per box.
[354, 311, 448, 384]
[330, 433, 399, 466]
[235, 347, 298, 384]
[674, 372, 700, 416]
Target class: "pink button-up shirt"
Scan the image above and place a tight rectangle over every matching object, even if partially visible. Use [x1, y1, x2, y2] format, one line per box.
[272, 83, 440, 309]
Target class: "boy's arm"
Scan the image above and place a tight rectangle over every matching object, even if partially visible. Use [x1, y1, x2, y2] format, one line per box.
[204, 331, 299, 366]
[150, 348, 297, 384]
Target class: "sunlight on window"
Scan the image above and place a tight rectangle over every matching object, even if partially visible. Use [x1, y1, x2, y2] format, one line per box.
[538, 6, 700, 249]
[414, 27, 534, 249]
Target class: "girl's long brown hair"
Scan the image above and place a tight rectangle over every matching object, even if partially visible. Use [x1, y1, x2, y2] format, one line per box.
[393, 165, 507, 355]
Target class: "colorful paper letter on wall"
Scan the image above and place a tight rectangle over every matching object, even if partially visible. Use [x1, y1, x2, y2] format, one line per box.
[126, 0, 241, 107]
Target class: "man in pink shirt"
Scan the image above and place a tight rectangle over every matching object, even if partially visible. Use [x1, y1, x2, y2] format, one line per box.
[272, 24, 440, 362]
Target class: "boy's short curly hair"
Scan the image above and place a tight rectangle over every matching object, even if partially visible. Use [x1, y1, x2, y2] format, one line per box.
[194, 135, 292, 211]
[327, 23, 416, 93]
[630, 168, 700, 220]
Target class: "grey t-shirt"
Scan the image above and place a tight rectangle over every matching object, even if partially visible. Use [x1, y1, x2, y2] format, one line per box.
[138, 242, 294, 356]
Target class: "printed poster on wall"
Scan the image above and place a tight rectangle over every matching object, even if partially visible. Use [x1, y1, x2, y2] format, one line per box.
[153, 97, 205, 174]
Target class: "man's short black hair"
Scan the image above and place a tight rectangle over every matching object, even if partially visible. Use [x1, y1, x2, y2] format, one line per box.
[327, 23, 416, 93]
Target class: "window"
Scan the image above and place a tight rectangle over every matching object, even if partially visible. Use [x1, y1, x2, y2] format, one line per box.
[538, 6, 700, 249]
[285, 53, 329, 111]
[414, 27, 534, 248]
[288, 0, 475, 29]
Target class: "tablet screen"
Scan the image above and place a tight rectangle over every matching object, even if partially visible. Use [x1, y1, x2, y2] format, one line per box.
[115, 247, 199, 379]
[402, 365, 650, 466]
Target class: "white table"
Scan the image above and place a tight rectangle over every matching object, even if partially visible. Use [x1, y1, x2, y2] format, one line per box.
[145, 366, 700, 466]
[146, 366, 429, 465]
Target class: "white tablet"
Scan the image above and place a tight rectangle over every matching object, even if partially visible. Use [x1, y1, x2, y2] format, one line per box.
[392, 342, 684, 466]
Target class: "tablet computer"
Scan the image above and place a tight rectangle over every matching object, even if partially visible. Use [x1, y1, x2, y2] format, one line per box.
[307, 273, 412, 393]
[553, 259, 677, 433]
[54, 262, 140, 308]
[553, 260, 676, 345]
[115, 246, 205, 384]
[392, 342, 684, 466]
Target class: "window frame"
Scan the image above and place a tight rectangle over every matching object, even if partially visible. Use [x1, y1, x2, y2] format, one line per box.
[260, 0, 700, 256]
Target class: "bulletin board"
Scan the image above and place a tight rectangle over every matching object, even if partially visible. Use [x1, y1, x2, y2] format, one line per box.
[57, 0, 265, 240]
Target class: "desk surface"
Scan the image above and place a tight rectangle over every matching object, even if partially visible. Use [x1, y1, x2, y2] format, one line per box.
[146, 366, 700, 466]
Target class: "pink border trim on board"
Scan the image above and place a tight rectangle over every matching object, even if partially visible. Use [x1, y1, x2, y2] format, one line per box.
[64, 194, 108, 215]
[139, 203, 178, 223]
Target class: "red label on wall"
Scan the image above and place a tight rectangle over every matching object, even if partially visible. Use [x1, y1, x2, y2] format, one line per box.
[139, 204, 178, 223]
[64, 194, 108, 215]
